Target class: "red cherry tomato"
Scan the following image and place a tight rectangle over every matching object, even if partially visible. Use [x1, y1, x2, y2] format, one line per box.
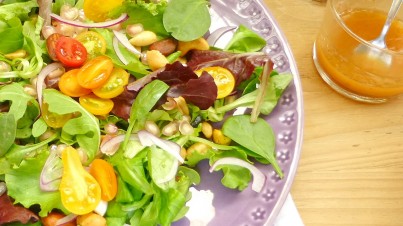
[46, 33, 63, 61]
[55, 36, 88, 67]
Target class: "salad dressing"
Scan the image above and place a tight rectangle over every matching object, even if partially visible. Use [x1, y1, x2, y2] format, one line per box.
[315, 9, 403, 98]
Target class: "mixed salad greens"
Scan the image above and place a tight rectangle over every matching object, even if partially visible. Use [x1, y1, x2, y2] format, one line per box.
[0, 0, 293, 225]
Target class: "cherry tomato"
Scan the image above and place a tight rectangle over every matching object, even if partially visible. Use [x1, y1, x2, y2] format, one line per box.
[92, 67, 129, 99]
[55, 36, 88, 68]
[75, 31, 107, 59]
[77, 56, 114, 89]
[46, 33, 63, 61]
[41, 103, 73, 128]
[89, 159, 117, 201]
[83, 0, 124, 22]
[59, 146, 101, 215]
[59, 69, 92, 97]
[79, 94, 114, 115]
[195, 66, 235, 99]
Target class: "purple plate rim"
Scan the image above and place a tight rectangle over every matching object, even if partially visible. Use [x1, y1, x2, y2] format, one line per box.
[175, 0, 304, 225]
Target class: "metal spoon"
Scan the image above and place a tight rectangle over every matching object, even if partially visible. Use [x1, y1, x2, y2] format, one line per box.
[355, 0, 403, 64]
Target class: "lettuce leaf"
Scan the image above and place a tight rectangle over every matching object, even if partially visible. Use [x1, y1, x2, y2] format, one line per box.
[0, 17, 24, 54]
[42, 89, 100, 163]
[0, 0, 38, 21]
[5, 151, 67, 217]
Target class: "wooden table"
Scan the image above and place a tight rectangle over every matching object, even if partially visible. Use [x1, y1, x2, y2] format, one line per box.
[262, 0, 403, 225]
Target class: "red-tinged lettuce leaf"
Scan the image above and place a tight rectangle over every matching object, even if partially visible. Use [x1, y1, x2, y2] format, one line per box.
[5, 151, 67, 217]
[0, 194, 39, 225]
[111, 86, 139, 121]
[113, 62, 218, 119]
[157, 62, 217, 110]
[186, 50, 269, 87]
[167, 72, 217, 110]
[156, 61, 198, 85]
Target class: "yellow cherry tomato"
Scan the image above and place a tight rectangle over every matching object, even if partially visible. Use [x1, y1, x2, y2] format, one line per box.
[59, 69, 92, 97]
[75, 31, 107, 59]
[195, 66, 235, 99]
[79, 94, 114, 115]
[83, 0, 124, 22]
[77, 56, 114, 89]
[92, 67, 129, 99]
[59, 146, 101, 215]
[89, 159, 118, 201]
[41, 103, 73, 128]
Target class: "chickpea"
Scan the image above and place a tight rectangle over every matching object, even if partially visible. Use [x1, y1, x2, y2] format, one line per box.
[76, 212, 106, 226]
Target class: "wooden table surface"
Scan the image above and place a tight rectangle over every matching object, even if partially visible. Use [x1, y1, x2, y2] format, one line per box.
[262, 1, 403, 225]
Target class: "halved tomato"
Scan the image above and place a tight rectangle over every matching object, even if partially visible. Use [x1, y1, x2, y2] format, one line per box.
[46, 33, 63, 61]
[59, 146, 101, 215]
[55, 36, 87, 68]
[195, 66, 235, 99]
[92, 67, 129, 99]
[83, 0, 124, 22]
[75, 31, 107, 59]
[59, 69, 92, 97]
[79, 94, 114, 115]
[76, 56, 114, 89]
[41, 103, 74, 128]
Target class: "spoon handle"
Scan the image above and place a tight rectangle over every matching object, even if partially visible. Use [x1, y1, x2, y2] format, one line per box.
[379, 0, 403, 39]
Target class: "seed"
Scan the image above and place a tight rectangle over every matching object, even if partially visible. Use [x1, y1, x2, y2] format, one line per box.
[162, 121, 178, 136]
[201, 121, 213, 138]
[129, 30, 158, 47]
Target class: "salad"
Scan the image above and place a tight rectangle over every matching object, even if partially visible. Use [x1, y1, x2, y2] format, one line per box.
[0, 0, 293, 225]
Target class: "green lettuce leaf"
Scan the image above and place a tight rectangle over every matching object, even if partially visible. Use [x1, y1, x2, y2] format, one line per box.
[5, 151, 67, 217]
[43, 89, 100, 163]
[0, 0, 38, 21]
[162, 0, 210, 41]
[0, 17, 24, 54]
[225, 25, 267, 53]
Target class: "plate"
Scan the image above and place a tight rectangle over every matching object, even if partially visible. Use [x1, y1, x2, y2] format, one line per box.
[174, 0, 304, 226]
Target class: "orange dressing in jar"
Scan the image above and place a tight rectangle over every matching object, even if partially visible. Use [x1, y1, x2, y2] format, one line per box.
[315, 8, 403, 98]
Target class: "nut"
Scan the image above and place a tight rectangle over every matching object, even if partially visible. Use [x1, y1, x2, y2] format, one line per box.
[126, 24, 144, 37]
[212, 129, 231, 145]
[201, 121, 213, 139]
[129, 30, 158, 47]
[177, 37, 209, 56]
[149, 38, 178, 56]
[146, 50, 169, 71]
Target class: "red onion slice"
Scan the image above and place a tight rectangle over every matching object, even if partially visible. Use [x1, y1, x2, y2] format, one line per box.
[137, 130, 184, 163]
[100, 134, 138, 155]
[40, 145, 63, 191]
[50, 13, 129, 28]
[112, 30, 143, 57]
[209, 157, 266, 193]
[113, 36, 129, 65]
[36, 63, 63, 108]
[55, 213, 77, 226]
